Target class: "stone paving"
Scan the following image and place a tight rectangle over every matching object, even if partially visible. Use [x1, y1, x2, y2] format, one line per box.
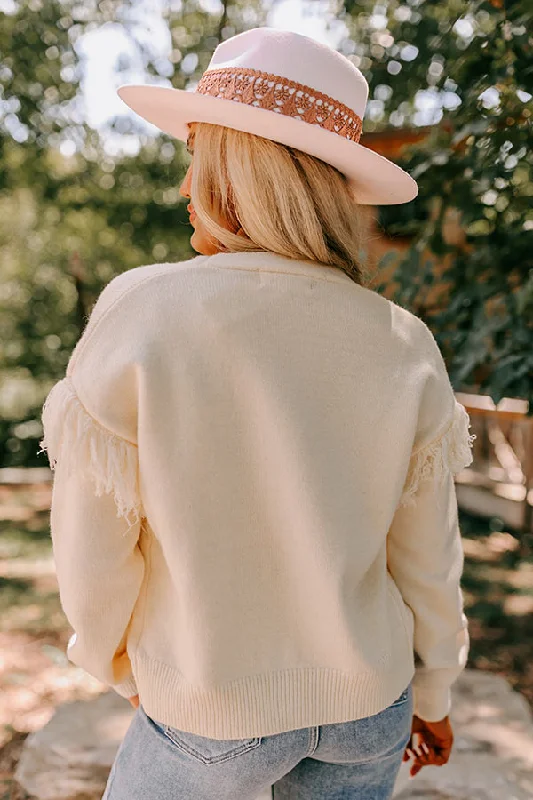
[13, 668, 533, 799]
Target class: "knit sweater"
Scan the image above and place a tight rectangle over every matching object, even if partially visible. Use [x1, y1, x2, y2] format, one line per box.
[40, 250, 474, 739]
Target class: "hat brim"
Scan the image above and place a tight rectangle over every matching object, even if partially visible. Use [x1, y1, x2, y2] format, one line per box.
[117, 84, 418, 206]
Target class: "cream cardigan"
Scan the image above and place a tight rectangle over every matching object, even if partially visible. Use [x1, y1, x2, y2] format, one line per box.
[40, 250, 474, 738]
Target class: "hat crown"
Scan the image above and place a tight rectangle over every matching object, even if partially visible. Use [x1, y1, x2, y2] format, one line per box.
[205, 27, 369, 118]
[115, 26, 418, 204]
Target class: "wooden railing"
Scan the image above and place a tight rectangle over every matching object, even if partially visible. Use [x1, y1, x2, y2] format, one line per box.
[454, 392, 532, 533]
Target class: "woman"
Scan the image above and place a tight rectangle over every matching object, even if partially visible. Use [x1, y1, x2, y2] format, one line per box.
[40, 27, 474, 800]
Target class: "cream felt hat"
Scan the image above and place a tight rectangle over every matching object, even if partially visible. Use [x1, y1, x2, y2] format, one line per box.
[117, 27, 418, 206]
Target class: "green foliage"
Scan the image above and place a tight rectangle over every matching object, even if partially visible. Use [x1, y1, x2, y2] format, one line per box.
[340, 0, 532, 408]
[0, 0, 265, 467]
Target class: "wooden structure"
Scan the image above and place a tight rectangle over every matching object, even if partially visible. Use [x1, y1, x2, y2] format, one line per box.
[454, 393, 532, 533]
[359, 128, 533, 532]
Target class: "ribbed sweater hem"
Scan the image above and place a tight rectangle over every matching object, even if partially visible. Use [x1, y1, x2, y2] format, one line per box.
[131, 647, 416, 739]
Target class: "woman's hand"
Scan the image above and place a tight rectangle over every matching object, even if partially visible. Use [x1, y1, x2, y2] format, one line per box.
[127, 694, 140, 709]
[403, 714, 453, 777]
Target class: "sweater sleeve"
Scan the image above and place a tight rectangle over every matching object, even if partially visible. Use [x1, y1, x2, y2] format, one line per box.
[38, 271, 147, 698]
[48, 448, 144, 698]
[386, 321, 476, 722]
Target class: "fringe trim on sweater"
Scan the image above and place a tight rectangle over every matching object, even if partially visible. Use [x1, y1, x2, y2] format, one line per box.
[38, 377, 142, 530]
[399, 401, 476, 509]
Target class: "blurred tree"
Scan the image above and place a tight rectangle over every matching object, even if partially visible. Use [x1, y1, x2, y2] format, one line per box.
[339, 0, 532, 407]
[0, 0, 265, 467]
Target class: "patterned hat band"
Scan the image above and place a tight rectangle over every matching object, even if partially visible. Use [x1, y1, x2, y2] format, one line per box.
[196, 67, 363, 144]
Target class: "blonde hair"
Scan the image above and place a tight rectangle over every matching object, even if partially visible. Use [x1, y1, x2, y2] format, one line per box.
[188, 122, 370, 286]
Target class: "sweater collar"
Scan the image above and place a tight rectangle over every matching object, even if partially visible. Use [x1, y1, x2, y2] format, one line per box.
[203, 250, 356, 286]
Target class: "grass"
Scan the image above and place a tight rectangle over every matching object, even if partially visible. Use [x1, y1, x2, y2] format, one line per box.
[459, 510, 533, 708]
[0, 522, 64, 638]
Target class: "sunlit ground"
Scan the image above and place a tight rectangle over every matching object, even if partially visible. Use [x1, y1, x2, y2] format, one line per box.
[1, 482, 532, 797]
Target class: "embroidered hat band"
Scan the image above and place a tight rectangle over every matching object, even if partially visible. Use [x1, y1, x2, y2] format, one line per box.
[196, 67, 364, 144]
[117, 28, 419, 205]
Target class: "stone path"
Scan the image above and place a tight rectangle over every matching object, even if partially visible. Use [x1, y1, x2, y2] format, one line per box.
[395, 669, 533, 799]
[13, 668, 533, 799]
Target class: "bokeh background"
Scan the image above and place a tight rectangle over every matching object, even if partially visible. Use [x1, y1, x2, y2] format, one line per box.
[0, 0, 532, 796]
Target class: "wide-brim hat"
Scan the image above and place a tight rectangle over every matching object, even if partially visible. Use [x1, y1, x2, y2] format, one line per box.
[117, 27, 418, 206]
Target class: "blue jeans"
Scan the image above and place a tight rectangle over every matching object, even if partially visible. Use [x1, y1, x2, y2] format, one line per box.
[103, 680, 413, 799]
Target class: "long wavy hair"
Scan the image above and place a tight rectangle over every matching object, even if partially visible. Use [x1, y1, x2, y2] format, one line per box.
[187, 122, 370, 286]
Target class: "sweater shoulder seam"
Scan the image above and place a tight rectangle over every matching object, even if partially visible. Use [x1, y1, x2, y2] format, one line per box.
[67, 258, 209, 376]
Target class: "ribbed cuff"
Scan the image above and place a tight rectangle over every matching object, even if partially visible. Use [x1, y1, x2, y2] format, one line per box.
[112, 674, 138, 699]
[412, 684, 451, 721]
